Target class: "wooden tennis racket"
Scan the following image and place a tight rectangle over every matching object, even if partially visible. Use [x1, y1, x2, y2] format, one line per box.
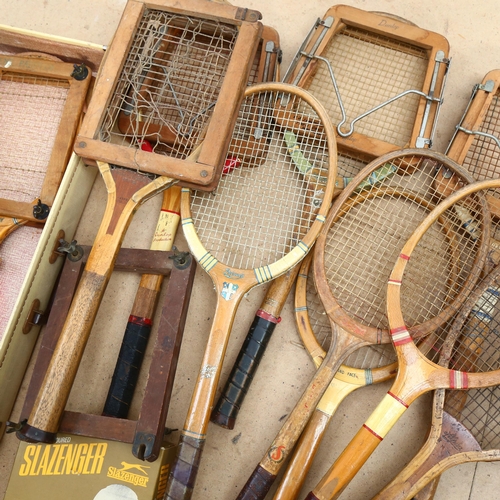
[372, 262, 500, 500]
[272, 251, 398, 500]
[236, 149, 485, 500]
[211, 94, 412, 431]
[283, 6, 450, 156]
[15, 159, 183, 443]
[304, 179, 500, 500]
[375, 68, 500, 500]
[443, 70, 500, 221]
[102, 24, 281, 419]
[164, 82, 338, 500]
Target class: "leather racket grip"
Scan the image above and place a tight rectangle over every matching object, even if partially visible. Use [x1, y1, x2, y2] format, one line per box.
[165, 434, 205, 500]
[236, 465, 276, 500]
[211, 314, 277, 429]
[304, 493, 319, 500]
[102, 317, 152, 418]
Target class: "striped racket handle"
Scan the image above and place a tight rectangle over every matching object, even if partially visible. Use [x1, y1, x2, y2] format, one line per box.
[210, 311, 278, 428]
[236, 466, 276, 500]
[102, 181, 181, 418]
[165, 434, 205, 500]
[211, 268, 298, 429]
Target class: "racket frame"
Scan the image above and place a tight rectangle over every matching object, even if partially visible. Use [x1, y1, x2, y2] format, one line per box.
[74, 0, 263, 191]
[0, 53, 91, 222]
[283, 5, 450, 157]
[166, 81, 338, 499]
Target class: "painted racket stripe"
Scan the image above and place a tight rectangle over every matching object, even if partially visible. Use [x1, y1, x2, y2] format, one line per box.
[449, 370, 468, 389]
[256, 309, 280, 323]
[254, 265, 274, 284]
[128, 315, 153, 327]
[363, 392, 409, 440]
[199, 252, 219, 273]
[390, 326, 413, 346]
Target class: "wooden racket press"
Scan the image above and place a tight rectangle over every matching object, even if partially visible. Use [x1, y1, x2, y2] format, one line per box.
[12, 244, 196, 462]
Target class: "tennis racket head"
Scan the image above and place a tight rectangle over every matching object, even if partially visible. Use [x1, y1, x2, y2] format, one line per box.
[284, 5, 449, 156]
[313, 149, 485, 348]
[446, 69, 500, 174]
[295, 251, 397, 381]
[182, 81, 337, 292]
[440, 261, 500, 450]
[386, 179, 500, 377]
[375, 262, 500, 500]
[74, 0, 263, 190]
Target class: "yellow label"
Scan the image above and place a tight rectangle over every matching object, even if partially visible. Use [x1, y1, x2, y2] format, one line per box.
[18, 442, 107, 476]
[107, 463, 151, 488]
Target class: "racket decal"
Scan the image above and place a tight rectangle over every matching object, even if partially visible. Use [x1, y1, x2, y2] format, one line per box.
[269, 445, 287, 463]
[221, 282, 239, 301]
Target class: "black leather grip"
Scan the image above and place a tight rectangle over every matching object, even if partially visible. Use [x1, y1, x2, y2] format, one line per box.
[211, 312, 278, 429]
[102, 315, 152, 418]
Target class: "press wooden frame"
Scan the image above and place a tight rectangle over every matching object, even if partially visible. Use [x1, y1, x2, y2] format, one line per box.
[447, 69, 500, 164]
[74, 0, 263, 191]
[0, 53, 91, 223]
[285, 5, 450, 158]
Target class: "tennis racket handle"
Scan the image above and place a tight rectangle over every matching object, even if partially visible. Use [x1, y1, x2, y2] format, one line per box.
[273, 409, 331, 500]
[236, 465, 276, 500]
[165, 434, 205, 500]
[102, 316, 152, 418]
[306, 425, 385, 500]
[211, 312, 278, 429]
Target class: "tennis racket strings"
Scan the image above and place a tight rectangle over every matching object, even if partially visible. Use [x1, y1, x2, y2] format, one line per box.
[103, 11, 239, 157]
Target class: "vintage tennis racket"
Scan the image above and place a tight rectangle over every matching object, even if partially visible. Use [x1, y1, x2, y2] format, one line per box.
[0, 53, 90, 235]
[373, 70, 500, 500]
[102, 181, 182, 418]
[102, 24, 281, 420]
[15, 158, 183, 443]
[272, 251, 398, 500]
[283, 5, 450, 157]
[74, 0, 263, 191]
[236, 149, 486, 500]
[304, 179, 500, 500]
[372, 261, 500, 500]
[164, 82, 337, 500]
[211, 115, 406, 430]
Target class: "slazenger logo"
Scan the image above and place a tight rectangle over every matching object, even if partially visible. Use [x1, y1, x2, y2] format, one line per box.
[107, 462, 151, 487]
